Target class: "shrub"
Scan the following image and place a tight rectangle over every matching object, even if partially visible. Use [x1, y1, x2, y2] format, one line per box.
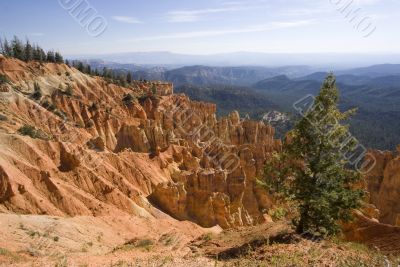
[18, 125, 36, 137]
[151, 84, 157, 95]
[0, 114, 7, 121]
[268, 207, 288, 221]
[64, 84, 73, 96]
[122, 93, 135, 106]
[88, 102, 99, 112]
[31, 82, 42, 100]
[54, 110, 67, 120]
[18, 125, 49, 140]
[131, 239, 154, 252]
[0, 74, 10, 85]
[41, 100, 56, 111]
[201, 233, 213, 241]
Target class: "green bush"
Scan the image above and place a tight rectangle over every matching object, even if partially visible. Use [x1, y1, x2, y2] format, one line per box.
[0, 74, 10, 85]
[64, 84, 73, 96]
[268, 207, 288, 221]
[54, 110, 67, 120]
[41, 100, 56, 111]
[18, 125, 49, 140]
[122, 93, 135, 106]
[31, 82, 42, 100]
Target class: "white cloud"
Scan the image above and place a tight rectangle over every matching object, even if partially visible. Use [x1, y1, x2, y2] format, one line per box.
[166, 1, 268, 23]
[167, 6, 246, 22]
[28, 32, 45, 36]
[122, 20, 314, 42]
[111, 16, 141, 24]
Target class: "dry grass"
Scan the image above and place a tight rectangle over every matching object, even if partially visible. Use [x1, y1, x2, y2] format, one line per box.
[218, 238, 400, 267]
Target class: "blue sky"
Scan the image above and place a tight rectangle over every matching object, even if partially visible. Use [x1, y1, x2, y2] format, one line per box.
[0, 0, 399, 55]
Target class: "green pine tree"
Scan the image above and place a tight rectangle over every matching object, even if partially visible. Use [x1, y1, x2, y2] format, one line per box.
[46, 51, 55, 62]
[261, 74, 364, 236]
[126, 72, 132, 84]
[23, 40, 33, 61]
[55, 52, 64, 64]
[11, 36, 24, 60]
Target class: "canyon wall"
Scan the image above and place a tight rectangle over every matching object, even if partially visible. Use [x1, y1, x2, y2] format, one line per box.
[365, 148, 400, 226]
[0, 55, 281, 228]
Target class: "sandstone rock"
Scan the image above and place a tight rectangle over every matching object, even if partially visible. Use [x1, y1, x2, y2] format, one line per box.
[59, 144, 81, 172]
[114, 124, 151, 153]
[87, 136, 105, 151]
[365, 149, 400, 225]
[0, 56, 282, 229]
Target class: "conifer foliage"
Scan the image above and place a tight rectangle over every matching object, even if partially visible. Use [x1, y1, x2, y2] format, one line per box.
[1, 36, 146, 87]
[0, 36, 63, 63]
[262, 74, 364, 236]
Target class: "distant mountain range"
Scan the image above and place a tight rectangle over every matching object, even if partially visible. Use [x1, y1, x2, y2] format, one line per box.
[70, 51, 400, 67]
[82, 60, 318, 86]
[252, 69, 400, 151]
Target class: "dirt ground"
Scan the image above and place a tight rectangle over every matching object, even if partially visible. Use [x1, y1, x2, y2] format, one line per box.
[1, 214, 399, 267]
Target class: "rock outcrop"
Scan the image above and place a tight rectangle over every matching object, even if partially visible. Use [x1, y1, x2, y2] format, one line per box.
[0, 56, 281, 229]
[365, 149, 400, 226]
[148, 96, 281, 228]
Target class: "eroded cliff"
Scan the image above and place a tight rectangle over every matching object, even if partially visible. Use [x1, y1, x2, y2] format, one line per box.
[0, 55, 281, 228]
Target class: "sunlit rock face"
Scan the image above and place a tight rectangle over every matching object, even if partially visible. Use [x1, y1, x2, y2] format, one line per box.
[0, 56, 281, 229]
[365, 149, 400, 226]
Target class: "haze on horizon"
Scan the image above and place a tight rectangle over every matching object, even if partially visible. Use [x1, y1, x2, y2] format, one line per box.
[0, 0, 399, 64]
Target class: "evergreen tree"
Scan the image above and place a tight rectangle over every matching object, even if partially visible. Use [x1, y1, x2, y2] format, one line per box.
[0, 38, 12, 57]
[126, 72, 132, 84]
[46, 51, 55, 62]
[262, 74, 364, 236]
[11, 36, 24, 60]
[23, 40, 33, 61]
[76, 61, 84, 72]
[118, 73, 127, 86]
[33, 46, 46, 62]
[85, 64, 92, 75]
[55, 52, 64, 63]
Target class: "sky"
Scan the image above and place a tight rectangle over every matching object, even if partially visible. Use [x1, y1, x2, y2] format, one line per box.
[0, 0, 399, 56]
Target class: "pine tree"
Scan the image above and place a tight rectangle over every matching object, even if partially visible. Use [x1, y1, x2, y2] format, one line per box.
[11, 36, 24, 60]
[33, 46, 46, 62]
[262, 74, 364, 236]
[46, 51, 55, 62]
[23, 40, 33, 61]
[85, 64, 91, 75]
[4, 39, 12, 57]
[76, 61, 84, 72]
[126, 72, 132, 84]
[55, 52, 64, 63]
